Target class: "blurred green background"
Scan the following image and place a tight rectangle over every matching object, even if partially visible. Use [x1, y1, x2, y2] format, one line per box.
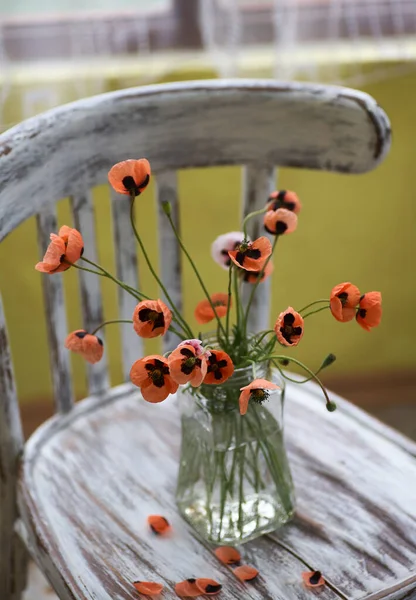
[0, 65, 415, 404]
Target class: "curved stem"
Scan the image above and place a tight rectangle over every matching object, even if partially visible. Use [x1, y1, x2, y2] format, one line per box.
[91, 319, 133, 335]
[165, 212, 227, 339]
[225, 266, 233, 342]
[302, 305, 330, 319]
[129, 196, 194, 338]
[75, 260, 142, 301]
[299, 299, 329, 313]
[242, 206, 268, 239]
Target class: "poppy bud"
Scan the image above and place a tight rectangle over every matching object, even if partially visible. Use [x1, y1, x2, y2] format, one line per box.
[321, 353, 336, 369]
[326, 401, 337, 412]
[161, 201, 172, 216]
[279, 358, 290, 366]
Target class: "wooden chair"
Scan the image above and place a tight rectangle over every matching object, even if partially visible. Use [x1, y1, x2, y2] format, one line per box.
[1, 80, 415, 600]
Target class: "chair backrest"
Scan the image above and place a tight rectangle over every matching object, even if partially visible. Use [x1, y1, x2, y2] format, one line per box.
[0, 79, 391, 418]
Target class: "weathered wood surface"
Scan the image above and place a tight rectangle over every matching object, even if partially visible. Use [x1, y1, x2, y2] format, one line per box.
[0, 296, 28, 600]
[36, 206, 74, 413]
[71, 190, 109, 394]
[155, 171, 183, 352]
[110, 190, 142, 380]
[0, 80, 391, 242]
[241, 164, 276, 333]
[18, 377, 416, 600]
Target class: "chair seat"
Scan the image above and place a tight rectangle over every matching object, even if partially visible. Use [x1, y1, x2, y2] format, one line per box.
[18, 377, 416, 600]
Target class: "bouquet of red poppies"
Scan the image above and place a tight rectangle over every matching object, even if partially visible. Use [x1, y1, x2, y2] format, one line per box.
[35, 158, 382, 414]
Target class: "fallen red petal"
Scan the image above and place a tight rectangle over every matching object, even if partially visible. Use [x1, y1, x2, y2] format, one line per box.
[214, 546, 241, 565]
[195, 578, 222, 595]
[147, 515, 171, 535]
[174, 579, 201, 597]
[234, 565, 259, 582]
[133, 581, 164, 595]
[302, 571, 325, 588]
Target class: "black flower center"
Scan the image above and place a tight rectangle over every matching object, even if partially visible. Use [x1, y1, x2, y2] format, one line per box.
[268, 190, 296, 212]
[309, 571, 322, 585]
[139, 308, 165, 331]
[337, 292, 348, 306]
[358, 308, 367, 318]
[145, 359, 170, 387]
[75, 331, 87, 338]
[280, 312, 302, 344]
[250, 389, 269, 405]
[122, 175, 140, 196]
[207, 354, 228, 380]
[179, 347, 202, 375]
[235, 244, 261, 266]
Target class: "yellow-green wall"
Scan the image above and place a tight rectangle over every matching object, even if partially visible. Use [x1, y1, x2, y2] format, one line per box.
[1, 68, 415, 403]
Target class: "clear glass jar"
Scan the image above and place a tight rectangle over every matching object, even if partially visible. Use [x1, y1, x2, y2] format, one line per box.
[176, 362, 295, 544]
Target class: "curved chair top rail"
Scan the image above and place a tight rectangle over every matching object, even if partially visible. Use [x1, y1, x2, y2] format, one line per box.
[0, 79, 390, 242]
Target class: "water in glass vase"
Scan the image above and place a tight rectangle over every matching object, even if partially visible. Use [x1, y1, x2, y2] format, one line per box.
[176, 366, 295, 544]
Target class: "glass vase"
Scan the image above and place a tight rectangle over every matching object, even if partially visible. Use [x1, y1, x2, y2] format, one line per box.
[176, 363, 295, 545]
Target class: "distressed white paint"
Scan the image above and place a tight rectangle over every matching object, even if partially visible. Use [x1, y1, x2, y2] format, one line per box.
[0, 295, 28, 600]
[17, 377, 416, 600]
[155, 171, 183, 352]
[241, 164, 276, 333]
[110, 189, 142, 380]
[0, 80, 390, 243]
[36, 205, 74, 413]
[71, 190, 109, 394]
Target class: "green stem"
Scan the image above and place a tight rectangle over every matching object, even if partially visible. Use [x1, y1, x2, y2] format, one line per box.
[165, 212, 227, 339]
[129, 196, 194, 338]
[242, 206, 268, 239]
[302, 305, 330, 319]
[299, 299, 329, 313]
[237, 417, 246, 534]
[76, 259, 143, 301]
[225, 266, 233, 343]
[91, 319, 133, 335]
[243, 236, 278, 336]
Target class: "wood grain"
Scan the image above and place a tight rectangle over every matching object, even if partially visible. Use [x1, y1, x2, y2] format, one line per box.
[0, 80, 391, 243]
[110, 189, 142, 381]
[71, 190, 109, 394]
[0, 296, 28, 600]
[155, 171, 183, 352]
[241, 164, 276, 333]
[36, 206, 74, 413]
[18, 375, 416, 600]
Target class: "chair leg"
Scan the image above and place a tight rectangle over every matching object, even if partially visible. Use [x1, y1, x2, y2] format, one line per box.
[0, 511, 29, 599]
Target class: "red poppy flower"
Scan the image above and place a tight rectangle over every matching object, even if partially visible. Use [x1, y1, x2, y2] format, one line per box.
[168, 344, 208, 387]
[234, 565, 259, 582]
[203, 350, 234, 385]
[264, 208, 298, 236]
[356, 291, 382, 331]
[274, 308, 304, 347]
[195, 579, 222, 595]
[228, 237, 272, 272]
[239, 379, 279, 415]
[130, 355, 179, 403]
[133, 581, 164, 596]
[35, 225, 84, 274]
[214, 546, 241, 565]
[194, 293, 230, 325]
[133, 299, 172, 338]
[174, 579, 201, 597]
[211, 232, 245, 269]
[65, 330, 104, 364]
[242, 260, 273, 284]
[302, 571, 325, 588]
[267, 190, 301, 214]
[147, 515, 171, 535]
[108, 158, 151, 196]
[330, 282, 361, 323]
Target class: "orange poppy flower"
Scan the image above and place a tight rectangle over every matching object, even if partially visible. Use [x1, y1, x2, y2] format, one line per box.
[211, 231, 245, 269]
[203, 350, 234, 385]
[234, 565, 259, 582]
[264, 208, 298, 236]
[133, 299, 172, 338]
[65, 330, 104, 364]
[242, 260, 273, 284]
[168, 344, 208, 387]
[174, 579, 201, 597]
[356, 291, 382, 331]
[228, 237, 272, 272]
[130, 355, 179, 403]
[330, 282, 361, 323]
[267, 190, 301, 214]
[108, 158, 151, 196]
[214, 546, 241, 565]
[147, 515, 171, 535]
[195, 579, 222, 595]
[35, 225, 84, 274]
[274, 308, 304, 347]
[194, 293, 230, 325]
[133, 581, 164, 596]
[302, 571, 325, 588]
[239, 379, 279, 415]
